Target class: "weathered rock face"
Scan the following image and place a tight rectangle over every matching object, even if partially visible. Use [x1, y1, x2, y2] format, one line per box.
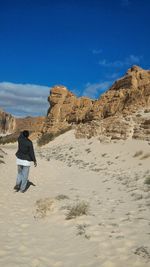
[0, 109, 16, 133]
[41, 85, 93, 136]
[0, 109, 45, 144]
[15, 116, 45, 134]
[0, 108, 45, 136]
[75, 109, 150, 141]
[40, 65, 150, 142]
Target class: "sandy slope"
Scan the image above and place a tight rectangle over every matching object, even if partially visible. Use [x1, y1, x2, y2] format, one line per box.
[0, 130, 150, 267]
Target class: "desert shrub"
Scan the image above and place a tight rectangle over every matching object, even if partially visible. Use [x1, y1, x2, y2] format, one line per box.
[0, 132, 19, 144]
[144, 176, 150, 185]
[66, 201, 89, 220]
[0, 159, 5, 164]
[133, 150, 143, 157]
[34, 198, 54, 219]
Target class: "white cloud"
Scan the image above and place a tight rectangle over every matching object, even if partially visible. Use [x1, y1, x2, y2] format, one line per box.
[99, 54, 141, 68]
[82, 81, 112, 99]
[0, 82, 50, 117]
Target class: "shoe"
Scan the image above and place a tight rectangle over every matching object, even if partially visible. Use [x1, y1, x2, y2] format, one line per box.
[14, 185, 20, 192]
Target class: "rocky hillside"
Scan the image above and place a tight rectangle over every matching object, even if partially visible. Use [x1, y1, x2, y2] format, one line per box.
[39, 65, 150, 144]
[15, 116, 45, 135]
[0, 109, 45, 144]
[0, 109, 45, 135]
[1, 65, 149, 145]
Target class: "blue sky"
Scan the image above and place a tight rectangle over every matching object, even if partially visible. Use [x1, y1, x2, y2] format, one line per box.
[0, 0, 149, 116]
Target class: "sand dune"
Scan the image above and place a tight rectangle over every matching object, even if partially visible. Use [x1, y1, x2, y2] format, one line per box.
[0, 130, 150, 267]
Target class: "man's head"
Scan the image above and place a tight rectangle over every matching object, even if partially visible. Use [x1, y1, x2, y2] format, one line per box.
[22, 130, 29, 138]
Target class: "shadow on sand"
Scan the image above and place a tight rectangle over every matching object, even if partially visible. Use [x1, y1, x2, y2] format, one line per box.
[25, 180, 36, 192]
[14, 180, 36, 193]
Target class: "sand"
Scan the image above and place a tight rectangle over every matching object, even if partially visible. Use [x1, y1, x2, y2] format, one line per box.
[0, 130, 150, 267]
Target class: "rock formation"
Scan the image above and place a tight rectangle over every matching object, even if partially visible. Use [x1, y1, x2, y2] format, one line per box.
[0, 109, 45, 135]
[15, 116, 45, 135]
[0, 109, 16, 134]
[0, 109, 45, 144]
[41, 86, 93, 136]
[1, 65, 150, 144]
[39, 65, 150, 144]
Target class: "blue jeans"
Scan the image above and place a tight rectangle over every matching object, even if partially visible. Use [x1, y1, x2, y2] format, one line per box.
[16, 165, 30, 191]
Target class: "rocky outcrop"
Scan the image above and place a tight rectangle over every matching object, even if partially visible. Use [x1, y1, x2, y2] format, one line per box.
[2, 65, 149, 144]
[0, 109, 16, 134]
[75, 109, 150, 141]
[0, 109, 45, 144]
[40, 65, 150, 143]
[41, 86, 93, 137]
[0, 109, 45, 136]
[15, 116, 45, 135]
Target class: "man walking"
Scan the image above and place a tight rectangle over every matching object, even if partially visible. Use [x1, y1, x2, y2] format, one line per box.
[14, 130, 37, 193]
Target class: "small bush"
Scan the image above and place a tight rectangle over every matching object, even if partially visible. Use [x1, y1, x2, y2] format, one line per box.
[144, 176, 150, 185]
[0, 132, 19, 145]
[66, 201, 89, 220]
[34, 198, 54, 219]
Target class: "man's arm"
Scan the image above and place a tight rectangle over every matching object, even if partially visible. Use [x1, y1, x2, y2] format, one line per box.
[29, 142, 37, 166]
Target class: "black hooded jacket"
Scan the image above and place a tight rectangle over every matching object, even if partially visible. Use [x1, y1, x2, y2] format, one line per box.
[16, 133, 36, 162]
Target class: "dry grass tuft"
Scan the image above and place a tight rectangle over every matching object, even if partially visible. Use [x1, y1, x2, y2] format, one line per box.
[34, 198, 54, 219]
[66, 201, 89, 220]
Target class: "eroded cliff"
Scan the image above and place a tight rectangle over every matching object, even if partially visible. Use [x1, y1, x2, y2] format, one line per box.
[39, 65, 150, 144]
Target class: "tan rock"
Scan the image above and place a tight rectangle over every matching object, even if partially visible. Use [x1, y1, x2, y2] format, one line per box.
[40, 66, 150, 143]
[0, 109, 16, 133]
